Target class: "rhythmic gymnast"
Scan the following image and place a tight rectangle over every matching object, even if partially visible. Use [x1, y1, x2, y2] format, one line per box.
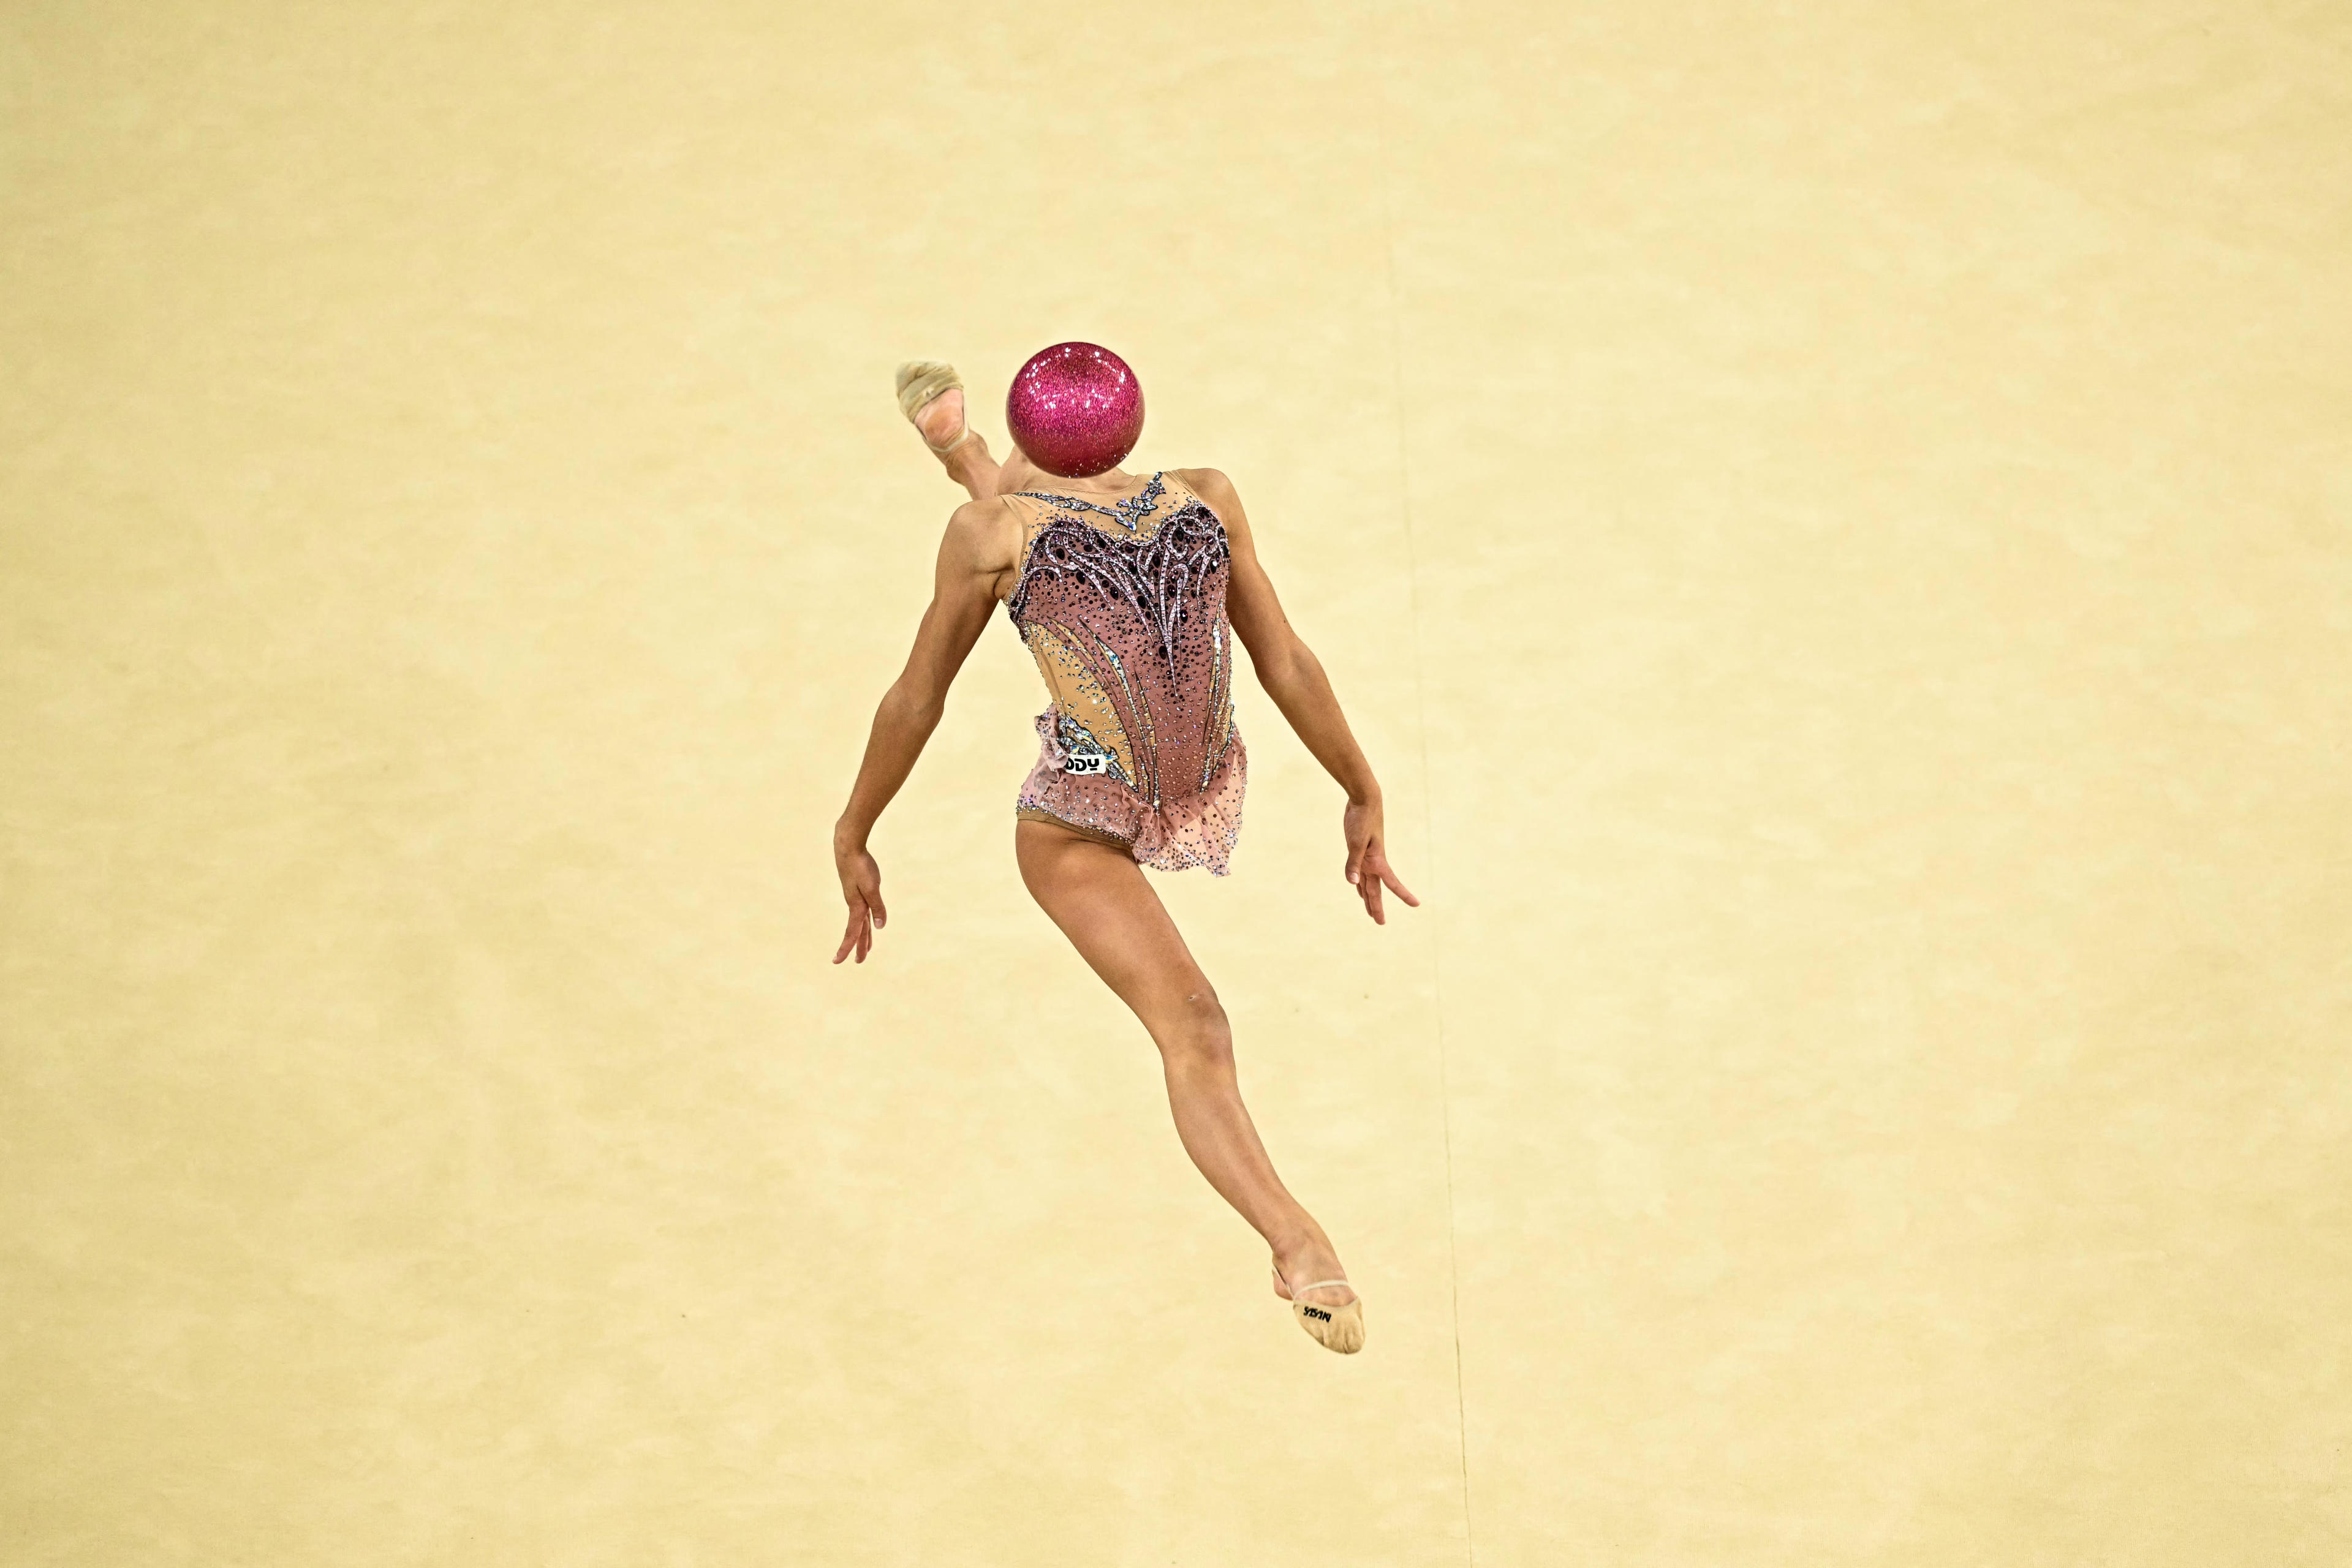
[831, 344, 1416, 1353]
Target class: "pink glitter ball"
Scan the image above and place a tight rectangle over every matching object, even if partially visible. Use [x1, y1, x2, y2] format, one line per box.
[1005, 342, 1144, 478]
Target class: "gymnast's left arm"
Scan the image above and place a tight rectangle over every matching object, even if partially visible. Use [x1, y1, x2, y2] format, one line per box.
[1184, 468, 1421, 925]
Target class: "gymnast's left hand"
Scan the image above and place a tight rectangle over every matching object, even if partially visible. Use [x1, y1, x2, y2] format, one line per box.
[831, 838, 887, 965]
[1343, 796, 1421, 926]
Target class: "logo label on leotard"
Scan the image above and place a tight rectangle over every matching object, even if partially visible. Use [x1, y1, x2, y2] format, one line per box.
[1054, 715, 1121, 779]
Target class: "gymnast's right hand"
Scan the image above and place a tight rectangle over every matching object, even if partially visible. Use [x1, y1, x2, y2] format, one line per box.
[831, 835, 887, 965]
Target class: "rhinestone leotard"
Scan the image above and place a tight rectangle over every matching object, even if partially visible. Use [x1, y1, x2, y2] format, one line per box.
[1002, 471, 1246, 875]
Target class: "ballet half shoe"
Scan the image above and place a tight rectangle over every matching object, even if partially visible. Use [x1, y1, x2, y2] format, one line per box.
[894, 360, 980, 456]
[1276, 1268, 1366, 1355]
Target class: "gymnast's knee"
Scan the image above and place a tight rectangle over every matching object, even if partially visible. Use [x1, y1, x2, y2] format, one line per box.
[1157, 990, 1233, 1073]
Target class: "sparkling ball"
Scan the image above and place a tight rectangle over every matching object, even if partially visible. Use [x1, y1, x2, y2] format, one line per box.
[1005, 342, 1144, 478]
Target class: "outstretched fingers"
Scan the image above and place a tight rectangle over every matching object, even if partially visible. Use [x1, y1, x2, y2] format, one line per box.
[833, 887, 887, 965]
[832, 853, 888, 965]
[1350, 844, 1420, 925]
[1377, 856, 1420, 909]
[833, 902, 870, 964]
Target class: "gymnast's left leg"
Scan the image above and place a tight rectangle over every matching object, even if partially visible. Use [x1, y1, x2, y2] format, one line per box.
[1015, 818, 1365, 1353]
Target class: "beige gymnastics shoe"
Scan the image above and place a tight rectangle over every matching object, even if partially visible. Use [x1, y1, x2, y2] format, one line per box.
[894, 360, 980, 456]
[1274, 1266, 1366, 1355]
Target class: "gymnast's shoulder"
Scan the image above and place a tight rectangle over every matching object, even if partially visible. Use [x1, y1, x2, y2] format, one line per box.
[1171, 468, 1252, 534]
[941, 494, 1021, 571]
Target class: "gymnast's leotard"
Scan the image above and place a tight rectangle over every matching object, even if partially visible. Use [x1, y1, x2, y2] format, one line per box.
[1000, 471, 1246, 875]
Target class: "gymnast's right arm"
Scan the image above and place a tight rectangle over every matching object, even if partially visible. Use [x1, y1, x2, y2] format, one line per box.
[831, 501, 1008, 965]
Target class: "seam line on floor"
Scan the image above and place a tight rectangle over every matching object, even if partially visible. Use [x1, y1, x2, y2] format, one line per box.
[1373, 50, 1475, 1568]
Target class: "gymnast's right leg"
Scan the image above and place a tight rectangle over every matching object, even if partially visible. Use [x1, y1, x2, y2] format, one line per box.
[900, 371, 1007, 501]
[1015, 818, 1363, 1351]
